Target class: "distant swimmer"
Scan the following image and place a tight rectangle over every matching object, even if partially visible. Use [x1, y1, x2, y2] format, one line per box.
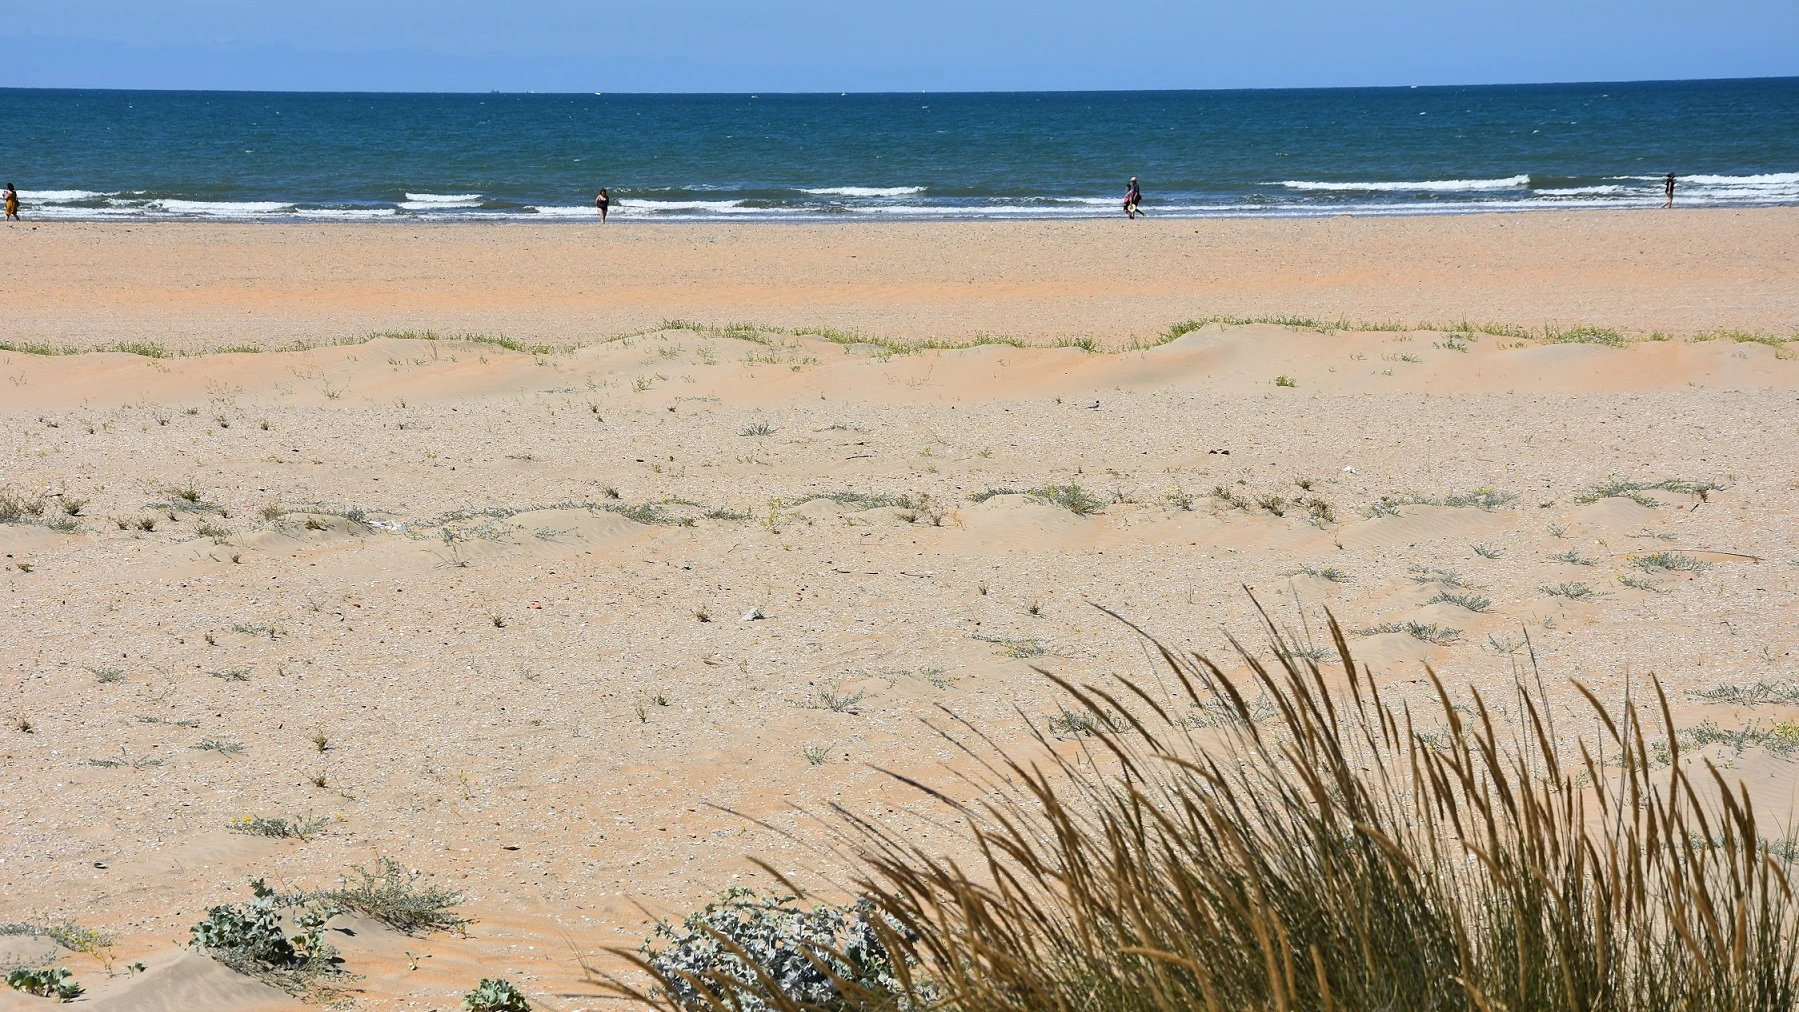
[3, 183, 17, 222]
[1124, 177, 1144, 220]
[1663, 173, 1676, 209]
[595, 188, 610, 223]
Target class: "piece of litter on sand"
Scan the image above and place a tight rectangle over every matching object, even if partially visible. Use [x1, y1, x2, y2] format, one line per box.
[1343, 466, 1360, 474]
[741, 606, 765, 621]
[365, 518, 408, 532]
[1087, 400, 1101, 409]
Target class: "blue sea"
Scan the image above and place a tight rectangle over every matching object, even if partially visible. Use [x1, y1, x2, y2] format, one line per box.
[1, 78, 1795, 222]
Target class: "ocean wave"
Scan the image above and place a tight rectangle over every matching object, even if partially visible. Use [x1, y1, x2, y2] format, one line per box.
[1648, 171, 1799, 186]
[1536, 185, 1630, 196]
[151, 199, 295, 215]
[400, 193, 484, 210]
[800, 186, 926, 197]
[619, 199, 757, 214]
[1275, 175, 1531, 192]
[20, 189, 109, 202]
[526, 205, 603, 217]
[294, 207, 399, 219]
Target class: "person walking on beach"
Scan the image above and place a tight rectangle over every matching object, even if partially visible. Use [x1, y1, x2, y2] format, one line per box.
[3, 183, 18, 222]
[1663, 173, 1676, 209]
[595, 188, 610, 223]
[1124, 177, 1144, 220]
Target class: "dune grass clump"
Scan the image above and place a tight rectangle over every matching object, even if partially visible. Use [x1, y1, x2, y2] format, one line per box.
[798, 491, 919, 511]
[1029, 485, 1105, 515]
[1695, 680, 1799, 706]
[1551, 548, 1598, 566]
[1369, 489, 1516, 516]
[1356, 619, 1462, 645]
[1427, 590, 1492, 613]
[1576, 478, 1723, 507]
[1693, 328, 1794, 348]
[228, 814, 332, 840]
[1544, 324, 1629, 347]
[623, 606, 1799, 1012]
[0, 488, 48, 525]
[1279, 563, 1352, 583]
[1636, 551, 1712, 573]
[1409, 565, 1473, 588]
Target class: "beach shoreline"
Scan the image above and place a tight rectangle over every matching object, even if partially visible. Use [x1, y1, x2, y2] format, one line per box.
[1, 208, 1794, 354]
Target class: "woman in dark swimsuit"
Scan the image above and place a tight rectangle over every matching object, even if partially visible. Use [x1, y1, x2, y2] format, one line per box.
[595, 188, 611, 223]
[1124, 177, 1143, 220]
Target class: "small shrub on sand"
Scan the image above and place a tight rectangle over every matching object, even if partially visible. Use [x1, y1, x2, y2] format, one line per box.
[7, 968, 83, 1000]
[318, 857, 465, 935]
[464, 978, 532, 1011]
[190, 879, 340, 997]
[625, 887, 918, 1012]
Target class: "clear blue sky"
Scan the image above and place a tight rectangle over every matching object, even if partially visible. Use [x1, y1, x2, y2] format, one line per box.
[3, 0, 1794, 93]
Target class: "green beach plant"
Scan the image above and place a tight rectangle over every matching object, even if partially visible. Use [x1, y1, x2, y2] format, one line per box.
[7, 967, 82, 1001]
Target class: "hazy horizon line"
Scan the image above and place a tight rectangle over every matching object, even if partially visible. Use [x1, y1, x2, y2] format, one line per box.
[2, 74, 1794, 98]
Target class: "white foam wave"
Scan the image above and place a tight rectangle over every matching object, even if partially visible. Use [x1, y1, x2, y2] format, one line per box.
[1276, 175, 1530, 192]
[620, 199, 756, 214]
[18, 204, 143, 218]
[151, 199, 294, 215]
[20, 190, 108, 202]
[1670, 171, 1799, 186]
[526, 205, 604, 217]
[800, 186, 925, 197]
[403, 192, 483, 204]
[1537, 185, 1629, 195]
[294, 207, 398, 219]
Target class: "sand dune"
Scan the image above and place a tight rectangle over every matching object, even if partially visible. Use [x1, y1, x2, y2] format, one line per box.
[3, 214, 1799, 1009]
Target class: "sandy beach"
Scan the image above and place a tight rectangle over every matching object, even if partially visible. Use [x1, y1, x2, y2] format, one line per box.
[4, 209, 1797, 352]
[3, 209, 1799, 1010]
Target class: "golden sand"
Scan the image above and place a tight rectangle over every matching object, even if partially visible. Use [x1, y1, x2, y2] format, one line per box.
[1, 210, 1796, 1009]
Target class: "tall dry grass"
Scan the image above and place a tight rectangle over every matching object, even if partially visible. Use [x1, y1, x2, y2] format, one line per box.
[617, 604, 1799, 1011]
